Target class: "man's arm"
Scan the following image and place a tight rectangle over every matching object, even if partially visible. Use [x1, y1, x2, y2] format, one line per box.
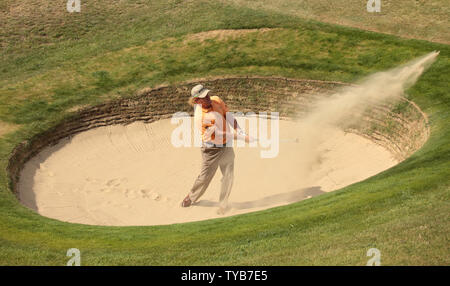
[205, 124, 251, 143]
[225, 112, 243, 132]
[205, 112, 251, 143]
[213, 96, 243, 132]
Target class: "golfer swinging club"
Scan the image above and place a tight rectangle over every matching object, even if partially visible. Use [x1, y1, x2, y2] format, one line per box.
[181, 84, 252, 214]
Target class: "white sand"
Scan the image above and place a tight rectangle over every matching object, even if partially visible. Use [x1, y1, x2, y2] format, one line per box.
[18, 118, 398, 226]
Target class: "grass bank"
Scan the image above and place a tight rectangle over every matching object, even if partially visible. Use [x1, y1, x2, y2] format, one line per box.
[0, 1, 448, 265]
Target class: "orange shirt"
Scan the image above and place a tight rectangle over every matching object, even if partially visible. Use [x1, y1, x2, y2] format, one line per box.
[194, 96, 230, 145]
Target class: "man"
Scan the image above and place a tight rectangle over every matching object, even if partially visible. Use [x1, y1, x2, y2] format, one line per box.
[181, 84, 251, 214]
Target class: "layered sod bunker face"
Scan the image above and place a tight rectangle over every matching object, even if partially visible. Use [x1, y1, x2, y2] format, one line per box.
[10, 75, 430, 226]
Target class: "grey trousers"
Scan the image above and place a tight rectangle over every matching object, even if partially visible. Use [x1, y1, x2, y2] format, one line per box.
[188, 146, 235, 208]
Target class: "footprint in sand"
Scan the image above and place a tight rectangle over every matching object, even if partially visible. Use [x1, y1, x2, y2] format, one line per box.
[122, 188, 162, 201]
[86, 177, 103, 187]
[151, 192, 161, 201]
[106, 178, 121, 187]
[138, 187, 162, 201]
[100, 188, 113, 193]
[124, 189, 138, 199]
[139, 189, 151, 198]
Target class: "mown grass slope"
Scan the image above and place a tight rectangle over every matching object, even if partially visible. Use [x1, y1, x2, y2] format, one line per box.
[0, 0, 449, 265]
[219, 0, 450, 44]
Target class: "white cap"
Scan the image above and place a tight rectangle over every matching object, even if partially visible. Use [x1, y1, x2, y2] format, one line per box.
[191, 84, 210, 98]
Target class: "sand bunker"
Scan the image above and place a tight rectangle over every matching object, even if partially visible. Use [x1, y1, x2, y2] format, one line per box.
[13, 52, 438, 226]
[18, 118, 397, 226]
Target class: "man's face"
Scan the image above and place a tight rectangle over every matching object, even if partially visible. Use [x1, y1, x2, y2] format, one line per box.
[195, 95, 212, 108]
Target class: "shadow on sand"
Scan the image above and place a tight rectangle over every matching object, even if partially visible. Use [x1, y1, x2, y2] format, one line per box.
[194, 186, 325, 210]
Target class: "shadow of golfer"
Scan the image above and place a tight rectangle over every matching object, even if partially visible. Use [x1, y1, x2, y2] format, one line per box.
[194, 186, 324, 210]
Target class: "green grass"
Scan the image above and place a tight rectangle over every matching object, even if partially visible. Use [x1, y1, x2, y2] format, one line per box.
[218, 0, 450, 44]
[0, 1, 449, 265]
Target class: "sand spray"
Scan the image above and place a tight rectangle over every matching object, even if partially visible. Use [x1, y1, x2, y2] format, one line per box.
[293, 51, 439, 179]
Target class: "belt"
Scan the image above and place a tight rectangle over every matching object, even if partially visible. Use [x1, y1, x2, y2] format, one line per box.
[202, 142, 226, 148]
